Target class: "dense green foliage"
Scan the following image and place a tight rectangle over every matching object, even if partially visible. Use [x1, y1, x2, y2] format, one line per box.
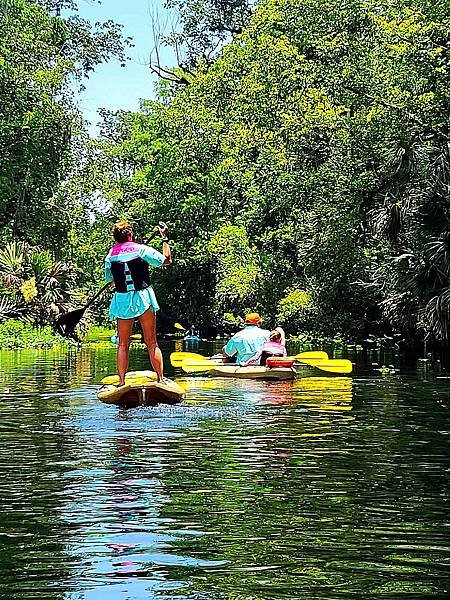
[85, 0, 450, 343]
[0, 240, 77, 323]
[0, 0, 128, 247]
[1, 0, 450, 345]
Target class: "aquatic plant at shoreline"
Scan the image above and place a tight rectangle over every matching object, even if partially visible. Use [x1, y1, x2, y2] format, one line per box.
[0, 319, 70, 350]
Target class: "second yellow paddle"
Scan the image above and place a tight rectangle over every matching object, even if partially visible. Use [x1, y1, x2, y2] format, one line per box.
[170, 351, 222, 368]
[296, 358, 353, 375]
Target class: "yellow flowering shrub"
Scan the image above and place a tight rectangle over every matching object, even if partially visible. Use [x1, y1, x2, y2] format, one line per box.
[20, 277, 38, 302]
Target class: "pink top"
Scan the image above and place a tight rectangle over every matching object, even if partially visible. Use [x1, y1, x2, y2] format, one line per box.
[108, 241, 142, 257]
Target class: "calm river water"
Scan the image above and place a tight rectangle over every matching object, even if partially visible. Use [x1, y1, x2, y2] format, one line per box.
[0, 341, 449, 599]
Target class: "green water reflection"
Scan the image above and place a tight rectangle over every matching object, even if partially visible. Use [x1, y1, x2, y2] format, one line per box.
[0, 343, 449, 599]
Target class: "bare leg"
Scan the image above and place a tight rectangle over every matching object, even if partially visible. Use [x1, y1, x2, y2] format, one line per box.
[117, 318, 134, 385]
[139, 309, 164, 382]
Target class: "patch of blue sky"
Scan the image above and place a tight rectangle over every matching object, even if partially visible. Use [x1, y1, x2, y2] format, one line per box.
[73, 0, 178, 136]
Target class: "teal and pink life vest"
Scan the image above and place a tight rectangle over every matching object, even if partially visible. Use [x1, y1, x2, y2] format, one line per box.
[104, 241, 165, 293]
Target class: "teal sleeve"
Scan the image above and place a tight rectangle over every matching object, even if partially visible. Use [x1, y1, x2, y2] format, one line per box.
[104, 257, 113, 282]
[224, 338, 237, 357]
[141, 245, 165, 268]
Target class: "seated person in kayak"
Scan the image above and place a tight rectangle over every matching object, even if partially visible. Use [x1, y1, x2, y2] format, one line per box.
[222, 313, 270, 365]
[243, 328, 287, 366]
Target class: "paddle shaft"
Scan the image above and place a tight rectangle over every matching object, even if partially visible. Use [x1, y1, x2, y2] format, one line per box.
[181, 356, 352, 374]
[84, 282, 111, 310]
[171, 350, 329, 368]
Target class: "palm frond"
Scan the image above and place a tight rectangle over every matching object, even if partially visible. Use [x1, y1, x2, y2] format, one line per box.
[426, 232, 450, 281]
[0, 241, 26, 277]
[0, 295, 28, 323]
[419, 289, 450, 340]
[30, 250, 53, 280]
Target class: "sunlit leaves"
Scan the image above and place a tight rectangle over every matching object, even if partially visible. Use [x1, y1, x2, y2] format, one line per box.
[208, 224, 261, 313]
[20, 277, 38, 302]
[0, 0, 130, 253]
[0, 241, 75, 325]
[90, 0, 450, 340]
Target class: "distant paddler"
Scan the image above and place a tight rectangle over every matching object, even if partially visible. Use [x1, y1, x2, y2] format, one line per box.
[104, 220, 171, 385]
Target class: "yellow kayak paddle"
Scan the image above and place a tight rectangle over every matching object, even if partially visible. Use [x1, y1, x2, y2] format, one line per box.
[295, 358, 353, 375]
[181, 356, 352, 375]
[170, 351, 213, 367]
[170, 350, 329, 369]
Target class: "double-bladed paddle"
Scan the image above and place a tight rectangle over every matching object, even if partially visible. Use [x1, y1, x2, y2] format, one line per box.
[180, 356, 352, 375]
[171, 350, 352, 375]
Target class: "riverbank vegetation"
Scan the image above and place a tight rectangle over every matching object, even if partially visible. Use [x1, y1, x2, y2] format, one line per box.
[0, 319, 69, 349]
[1, 0, 449, 348]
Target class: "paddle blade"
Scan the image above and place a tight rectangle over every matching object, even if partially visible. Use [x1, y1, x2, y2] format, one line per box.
[54, 283, 110, 339]
[174, 323, 186, 330]
[181, 358, 215, 373]
[298, 358, 353, 375]
[293, 351, 329, 361]
[53, 307, 85, 339]
[170, 351, 208, 367]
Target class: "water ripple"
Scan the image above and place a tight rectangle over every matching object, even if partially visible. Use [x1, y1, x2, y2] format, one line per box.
[0, 345, 449, 598]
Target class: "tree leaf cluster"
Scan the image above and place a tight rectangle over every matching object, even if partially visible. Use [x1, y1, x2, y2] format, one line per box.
[0, 0, 133, 335]
[0, 0, 130, 252]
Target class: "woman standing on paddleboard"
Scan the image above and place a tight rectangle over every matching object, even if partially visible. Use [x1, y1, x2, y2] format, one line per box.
[104, 220, 171, 385]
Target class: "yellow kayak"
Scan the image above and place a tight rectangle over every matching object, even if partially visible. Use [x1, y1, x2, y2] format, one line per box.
[209, 365, 296, 380]
[98, 370, 185, 407]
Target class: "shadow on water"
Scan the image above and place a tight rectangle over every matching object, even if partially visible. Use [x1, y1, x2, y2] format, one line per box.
[0, 341, 449, 599]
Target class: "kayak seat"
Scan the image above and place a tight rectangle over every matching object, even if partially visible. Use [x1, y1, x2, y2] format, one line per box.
[265, 357, 295, 368]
